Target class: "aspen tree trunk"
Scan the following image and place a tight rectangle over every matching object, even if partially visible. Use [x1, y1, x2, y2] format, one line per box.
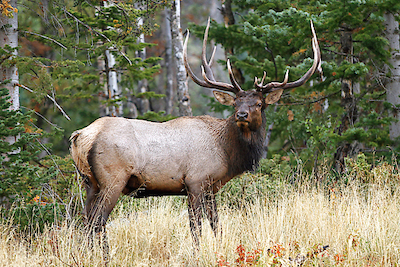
[104, 49, 122, 117]
[220, 0, 244, 85]
[334, 26, 361, 173]
[170, 0, 192, 117]
[98, 1, 122, 117]
[0, 0, 19, 146]
[164, 7, 174, 115]
[136, 4, 150, 115]
[385, 13, 400, 139]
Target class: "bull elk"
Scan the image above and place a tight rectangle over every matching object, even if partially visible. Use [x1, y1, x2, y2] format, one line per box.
[70, 19, 321, 248]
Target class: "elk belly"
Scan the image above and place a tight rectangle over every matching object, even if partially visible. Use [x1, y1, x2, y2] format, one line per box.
[124, 170, 186, 197]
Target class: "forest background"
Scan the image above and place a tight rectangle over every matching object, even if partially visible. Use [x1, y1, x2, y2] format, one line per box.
[1, 0, 400, 265]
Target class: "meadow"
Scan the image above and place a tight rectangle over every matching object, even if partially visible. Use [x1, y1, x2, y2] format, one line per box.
[1, 155, 400, 266]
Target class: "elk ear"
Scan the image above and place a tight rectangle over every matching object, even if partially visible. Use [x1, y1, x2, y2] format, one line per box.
[213, 91, 235, 106]
[264, 89, 283, 104]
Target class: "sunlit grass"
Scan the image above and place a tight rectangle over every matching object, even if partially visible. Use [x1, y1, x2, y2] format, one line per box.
[1, 159, 400, 266]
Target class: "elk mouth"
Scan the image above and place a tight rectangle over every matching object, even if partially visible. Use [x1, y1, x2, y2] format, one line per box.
[236, 120, 252, 140]
[236, 120, 250, 128]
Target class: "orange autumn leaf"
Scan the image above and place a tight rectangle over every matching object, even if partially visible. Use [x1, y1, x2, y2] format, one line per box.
[314, 102, 322, 112]
[293, 48, 307, 56]
[287, 110, 294, 121]
[25, 125, 34, 134]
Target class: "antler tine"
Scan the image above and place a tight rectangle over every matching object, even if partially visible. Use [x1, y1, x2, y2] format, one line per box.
[256, 70, 289, 92]
[227, 59, 243, 92]
[259, 20, 322, 94]
[184, 17, 241, 94]
[208, 45, 217, 67]
[311, 20, 323, 77]
[201, 66, 238, 92]
[201, 17, 218, 82]
[254, 71, 267, 88]
[183, 30, 214, 88]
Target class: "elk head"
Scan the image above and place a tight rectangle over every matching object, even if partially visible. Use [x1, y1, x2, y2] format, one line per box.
[184, 18, 321, 137]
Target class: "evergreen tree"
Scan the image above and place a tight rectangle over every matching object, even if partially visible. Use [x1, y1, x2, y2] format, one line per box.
[190, 0, 400, 171]
[17, 0, 165, 154]
[0, 85, 43, 205]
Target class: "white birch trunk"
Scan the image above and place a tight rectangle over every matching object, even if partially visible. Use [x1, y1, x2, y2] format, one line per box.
[170, 0, 192, 116]
[385, 13, 400, 139]
[135, 9, 150, 115]
[98, 1, 122, 117]
[105, 49, 122, 116]
[105, 1, 122, 117]
[0, 0, 19, 146]
[164, 8, 174, 115]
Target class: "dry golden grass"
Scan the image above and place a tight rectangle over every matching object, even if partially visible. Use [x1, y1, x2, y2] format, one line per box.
[1, 162, 400, 266]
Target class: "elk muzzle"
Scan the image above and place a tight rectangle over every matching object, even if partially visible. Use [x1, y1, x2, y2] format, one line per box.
[236, 111, 249, 121]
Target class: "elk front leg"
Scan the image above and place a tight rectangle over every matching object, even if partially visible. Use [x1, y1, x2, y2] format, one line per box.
[203, 188, 220, 238]
[187, 190, 203, 248]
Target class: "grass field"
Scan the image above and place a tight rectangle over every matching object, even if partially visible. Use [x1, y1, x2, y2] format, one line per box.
[1, 158, 400, 266]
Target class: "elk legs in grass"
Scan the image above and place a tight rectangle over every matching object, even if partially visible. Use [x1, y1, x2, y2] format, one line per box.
[187, 183, 220, 247]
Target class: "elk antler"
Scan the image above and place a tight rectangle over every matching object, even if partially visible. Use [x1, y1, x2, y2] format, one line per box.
[183, 17, 243, 94]
[255, 20, 322, 94]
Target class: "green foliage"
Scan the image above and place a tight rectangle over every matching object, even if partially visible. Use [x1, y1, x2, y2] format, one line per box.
[1, 154, 82, 232]
[0, 86, 44, 201]
[0, 85, 61, 231]
[218, 156, 293, 208]
[190, 0, 400, 169]
[17, 0, 166, 155]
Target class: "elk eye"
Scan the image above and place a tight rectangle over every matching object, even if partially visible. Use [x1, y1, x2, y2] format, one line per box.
[257, 103, 262, 107]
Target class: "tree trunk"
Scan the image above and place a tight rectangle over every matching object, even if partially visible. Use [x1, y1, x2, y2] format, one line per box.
[220, 0, 245, 85]
[0, 0, 19, 145]
[105, 49, 122, 117]
[170, 0, 192, 117]
[333, 26, 361, 173]
[262, 104, 277, 158]
[98, 1, 122, 117]
[385, 13, 400, 140]
[164, 7, 174, 115]
[136, 5, 150, 115]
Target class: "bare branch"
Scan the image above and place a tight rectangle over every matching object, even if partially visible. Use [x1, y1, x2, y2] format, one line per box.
[20, 106, 63, 129]
[16, 83, 71, 121]
[22, 31, 67, 50]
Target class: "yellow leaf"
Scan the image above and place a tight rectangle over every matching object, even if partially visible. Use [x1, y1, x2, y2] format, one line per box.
[293, 48, 307, 56]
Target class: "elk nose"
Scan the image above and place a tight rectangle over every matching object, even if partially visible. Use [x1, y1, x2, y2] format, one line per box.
[236, 111, 248, 121]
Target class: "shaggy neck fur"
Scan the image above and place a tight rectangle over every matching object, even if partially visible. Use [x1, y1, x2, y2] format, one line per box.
[218, 113, 266, 177]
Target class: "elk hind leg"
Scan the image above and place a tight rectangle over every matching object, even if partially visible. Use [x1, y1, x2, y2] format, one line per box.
[86, 174, 128, 262]
[83, 176, 101, 233]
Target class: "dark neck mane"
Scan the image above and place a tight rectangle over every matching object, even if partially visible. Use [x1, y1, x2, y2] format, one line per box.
[218, 114, 266, 177]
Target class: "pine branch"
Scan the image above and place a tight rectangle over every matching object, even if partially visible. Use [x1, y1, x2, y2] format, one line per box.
[62, 8, 132, 65]
[283, 90, 341, 106]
